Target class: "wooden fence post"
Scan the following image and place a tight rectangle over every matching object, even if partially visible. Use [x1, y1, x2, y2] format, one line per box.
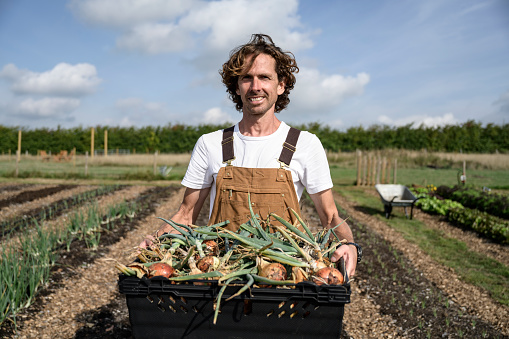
[356, 150, 361, 186]
[153, 151, 158, 175]
[104, 130, 108, 157]
[85, 151, 89, 176]
[381, 157, 386, 184]
[91, 128, 95, 160]
[386, 158, 391, 184]
[393, 159, 398, 184]
[17, 130, 22, 163]
[366, 155, 371, 186]
[15, 150, 20, 177]
[376, 155, 381, 185]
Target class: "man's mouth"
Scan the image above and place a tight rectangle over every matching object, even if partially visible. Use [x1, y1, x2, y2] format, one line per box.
[248, 96, 264, 102]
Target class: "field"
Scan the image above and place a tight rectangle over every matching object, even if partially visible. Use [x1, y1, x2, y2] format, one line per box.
[0, 152, 508, 338]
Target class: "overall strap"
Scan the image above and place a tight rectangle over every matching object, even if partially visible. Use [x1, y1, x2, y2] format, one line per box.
[278, 127, 301, 167]
[222, 126, 235, 165]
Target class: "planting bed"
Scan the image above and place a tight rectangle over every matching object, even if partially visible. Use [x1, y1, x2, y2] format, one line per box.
[0, 183, 508, 338]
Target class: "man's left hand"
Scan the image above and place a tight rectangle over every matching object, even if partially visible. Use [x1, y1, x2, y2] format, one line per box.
[331, 244, 357, 279]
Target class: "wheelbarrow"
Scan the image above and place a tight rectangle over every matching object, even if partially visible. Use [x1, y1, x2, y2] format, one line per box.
[374, 184, 420, 219]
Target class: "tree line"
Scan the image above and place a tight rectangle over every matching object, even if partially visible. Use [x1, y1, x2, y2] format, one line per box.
[1, 120, 507, 155]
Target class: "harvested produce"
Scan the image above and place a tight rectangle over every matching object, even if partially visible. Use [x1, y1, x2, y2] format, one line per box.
[115, 195, 350, 323]
[147, 262, 175, 278]
[313, 267, 344, 285]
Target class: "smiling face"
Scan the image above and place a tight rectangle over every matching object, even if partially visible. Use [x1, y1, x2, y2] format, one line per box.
[236, 53, 285, 117]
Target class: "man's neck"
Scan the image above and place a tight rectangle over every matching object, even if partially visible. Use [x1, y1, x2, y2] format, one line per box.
[239, 113, 281, 137]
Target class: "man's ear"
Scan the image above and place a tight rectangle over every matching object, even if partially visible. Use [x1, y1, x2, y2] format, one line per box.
[277, 80, 285, 95]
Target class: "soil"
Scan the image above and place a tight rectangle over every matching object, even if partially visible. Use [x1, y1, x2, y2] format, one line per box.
[0, 184, 508, 339]
[0, 185, 77, 209]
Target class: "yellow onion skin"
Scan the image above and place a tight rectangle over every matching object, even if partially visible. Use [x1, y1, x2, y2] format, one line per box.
[196, 256, 220, 272]
[312, 267, 344, 285]
[148, 263, 176, 278]
[203, 240, 220, 256]
[260, 263, 287, 281]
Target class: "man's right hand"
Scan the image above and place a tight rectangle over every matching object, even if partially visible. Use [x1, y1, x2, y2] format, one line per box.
[138, 234, 155, 249]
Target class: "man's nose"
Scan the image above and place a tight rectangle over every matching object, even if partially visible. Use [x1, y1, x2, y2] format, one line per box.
[250, 77, 261, 91]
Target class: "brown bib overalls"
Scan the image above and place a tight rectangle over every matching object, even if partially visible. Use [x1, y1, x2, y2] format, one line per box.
[208, 126, 303, 231]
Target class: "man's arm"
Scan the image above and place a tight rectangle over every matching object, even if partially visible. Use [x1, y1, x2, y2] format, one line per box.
[309, 188, 358, 277]
[139, 187, 211, 247]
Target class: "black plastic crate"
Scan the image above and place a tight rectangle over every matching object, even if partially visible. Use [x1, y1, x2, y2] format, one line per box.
[119, 273, 350, 339]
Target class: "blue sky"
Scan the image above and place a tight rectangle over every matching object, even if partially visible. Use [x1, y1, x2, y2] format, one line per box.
[0, 0, 508, 130]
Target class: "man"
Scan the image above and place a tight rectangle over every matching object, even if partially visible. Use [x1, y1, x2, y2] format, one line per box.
[141, 34, 360, 278]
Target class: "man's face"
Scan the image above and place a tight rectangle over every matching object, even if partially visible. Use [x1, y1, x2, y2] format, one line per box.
[236, 53, 285, 116]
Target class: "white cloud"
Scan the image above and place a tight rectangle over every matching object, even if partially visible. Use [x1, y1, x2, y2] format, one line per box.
[70, 0, 313, 56]
[0, 63, 101, 96]
[16, 97, 80, 118]
[113, 97, 171, 126]
[179, 0, 312, 53]
[199, 107, 234, 125]
[290, 68, 370, 114]
[116, 23, 193, 54]
[68, 0, 196, 28]
[378, 113, 459, 128]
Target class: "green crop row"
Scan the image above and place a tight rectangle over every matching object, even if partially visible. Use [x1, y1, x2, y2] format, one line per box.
[436, 185, 509, 220]
[0, 199, 140, 327]
[413, 188, 509, 244]
[0, 185, 123, 239]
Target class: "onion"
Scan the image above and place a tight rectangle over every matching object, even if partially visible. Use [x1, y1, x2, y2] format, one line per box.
[197, 256, 220, 272]
[312, 267, 344, 285]
[260, 263, 287, 281]
[148, 262, 176, 278]
[203, 240, 219, 256]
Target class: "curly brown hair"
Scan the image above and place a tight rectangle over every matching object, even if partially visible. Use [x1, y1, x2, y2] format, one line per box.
[220, 34, 299, 113]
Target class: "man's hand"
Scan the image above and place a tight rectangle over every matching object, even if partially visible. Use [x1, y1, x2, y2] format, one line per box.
[331, 244, 358, 279]
[138, 234, 155, 249]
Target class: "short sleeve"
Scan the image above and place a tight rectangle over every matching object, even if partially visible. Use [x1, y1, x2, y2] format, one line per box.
[181, 136, 214, 189]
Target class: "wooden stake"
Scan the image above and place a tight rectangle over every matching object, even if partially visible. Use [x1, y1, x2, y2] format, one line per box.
[17, 130, 22, 163]
[393, 159, 398, 184]
[366, 155, 371, 186]
[15, 150, 19, 177]
[91, 128, 95, 160]
[104, 130, 108, 157]
[153, 151, 158, 175]
[381, 157, 386, 184]
[376, 156, 381, 185]
[356, 150, 361, 186]
[85, 151, 89, 176]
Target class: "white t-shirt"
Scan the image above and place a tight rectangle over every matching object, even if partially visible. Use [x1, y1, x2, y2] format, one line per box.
[181, 121, 333, 216]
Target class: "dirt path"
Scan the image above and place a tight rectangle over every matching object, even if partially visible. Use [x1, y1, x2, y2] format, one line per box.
[0, 185, 95, 221]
